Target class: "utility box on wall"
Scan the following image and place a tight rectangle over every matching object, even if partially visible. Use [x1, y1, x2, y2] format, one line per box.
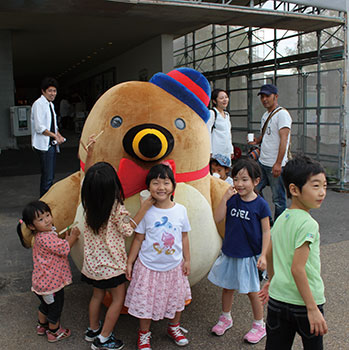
[10, 106, 31, 136]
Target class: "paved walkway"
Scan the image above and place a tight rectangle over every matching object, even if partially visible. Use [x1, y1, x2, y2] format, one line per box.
[0, 142, 348, 349]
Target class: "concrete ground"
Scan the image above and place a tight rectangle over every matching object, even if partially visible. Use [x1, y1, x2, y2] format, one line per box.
[0, 135, 348, 349]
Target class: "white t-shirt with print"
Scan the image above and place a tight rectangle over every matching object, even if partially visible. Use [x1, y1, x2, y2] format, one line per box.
[136, 203, 191, 272]
[259, 108, 292, 167]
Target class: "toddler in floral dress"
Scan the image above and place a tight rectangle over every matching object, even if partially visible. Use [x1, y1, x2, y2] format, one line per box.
[22, 200, 80, 343]
[125, 164, 191, 350]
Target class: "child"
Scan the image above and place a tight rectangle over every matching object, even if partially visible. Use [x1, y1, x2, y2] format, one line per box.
[259, 155, 328, 349]
[125, 164, 191, 350]
[210, 153, 234, 186]
[208, 157, 271, 344]
[81, 157, 153, 350]
[21, 200, 80, 342]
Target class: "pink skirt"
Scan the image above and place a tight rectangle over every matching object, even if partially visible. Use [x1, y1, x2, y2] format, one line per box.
[125, 258, 191, 321]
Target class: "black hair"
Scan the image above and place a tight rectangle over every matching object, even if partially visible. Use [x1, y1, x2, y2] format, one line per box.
[282, 154, 326, 199]
[41, 77, 59, 91]
[231, 157, 262, 181]
[81, 162, 125, 234]
[146, 164, 176, 200]
[211, 88, 228, 108]
[22, 200, 52, 227]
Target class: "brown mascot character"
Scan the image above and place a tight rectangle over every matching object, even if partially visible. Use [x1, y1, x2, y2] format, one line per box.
[19, 68, 229, 286]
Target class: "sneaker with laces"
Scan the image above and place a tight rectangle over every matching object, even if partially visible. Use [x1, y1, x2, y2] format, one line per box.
[137, 330, 152, 350]
[36, 322, 48, 336]
[46, 327, 71, 343]
[167, 323, 189, 346]
[85, 321, 102, 342]
[91, 333, 124, 350]
[211, 315, 233, 336]
[243, 322, 266, 344]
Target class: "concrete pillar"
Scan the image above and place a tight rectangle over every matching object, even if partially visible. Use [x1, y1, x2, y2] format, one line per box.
[0, 30, 15, 150]
[160, 34, 174, 74]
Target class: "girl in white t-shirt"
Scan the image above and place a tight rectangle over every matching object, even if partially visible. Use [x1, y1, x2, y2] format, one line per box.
[125, 164, 191, 350]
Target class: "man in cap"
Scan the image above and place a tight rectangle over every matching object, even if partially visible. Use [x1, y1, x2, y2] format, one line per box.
[250, 84, 292, 222]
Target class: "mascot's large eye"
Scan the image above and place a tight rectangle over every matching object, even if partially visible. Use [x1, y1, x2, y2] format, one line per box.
[175, 118, 186, 130]
[110, 116, 123, 128]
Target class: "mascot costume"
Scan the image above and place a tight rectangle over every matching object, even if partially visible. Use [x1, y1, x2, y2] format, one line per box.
[18, 67, 229, 286]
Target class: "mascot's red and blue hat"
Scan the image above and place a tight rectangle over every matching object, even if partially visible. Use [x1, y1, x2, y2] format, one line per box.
[150, 67, 211, 122]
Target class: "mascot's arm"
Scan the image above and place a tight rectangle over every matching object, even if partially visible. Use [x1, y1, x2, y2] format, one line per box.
[18, 171, 81, 248]
[41, 171, 81, 233]
[210, 176, 231, 238]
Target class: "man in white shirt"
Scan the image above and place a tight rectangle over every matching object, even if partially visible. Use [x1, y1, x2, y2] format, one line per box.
[252, 84, 292, 221]
[31, 77, 65, 196]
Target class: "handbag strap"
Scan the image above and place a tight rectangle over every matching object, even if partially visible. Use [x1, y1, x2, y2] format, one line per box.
[210, 108, 218, 132]
[260, 106, 283, 142]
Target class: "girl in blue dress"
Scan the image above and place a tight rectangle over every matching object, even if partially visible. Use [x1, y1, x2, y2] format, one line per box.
[208, 158, 271, 344]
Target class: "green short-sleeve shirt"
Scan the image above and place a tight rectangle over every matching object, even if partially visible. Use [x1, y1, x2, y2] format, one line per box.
[269, 209, 325, 306]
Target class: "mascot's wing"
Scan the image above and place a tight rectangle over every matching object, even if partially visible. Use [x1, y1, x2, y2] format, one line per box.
[41, 171, 81, 233]
[17, 171, 81, 248]
[210, 176, 231, 238]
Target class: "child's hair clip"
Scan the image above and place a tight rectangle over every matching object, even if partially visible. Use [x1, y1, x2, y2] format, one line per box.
[19, 219, 23, 224]
[160, 161, 173, 171]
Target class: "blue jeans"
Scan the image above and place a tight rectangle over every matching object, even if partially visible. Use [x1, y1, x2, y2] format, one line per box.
[266, 298, 324, 350]
[256, 161, 286, 221]
[35, 146, 56, 197]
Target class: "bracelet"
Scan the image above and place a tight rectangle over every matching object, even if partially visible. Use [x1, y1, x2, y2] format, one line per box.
[124, 216, 137, 228]
[129, 217, 137, 228]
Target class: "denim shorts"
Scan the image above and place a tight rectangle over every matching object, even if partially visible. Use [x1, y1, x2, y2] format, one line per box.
[266, 297, 324, 350]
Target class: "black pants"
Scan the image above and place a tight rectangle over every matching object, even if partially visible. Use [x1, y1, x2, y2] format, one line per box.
[265, 298, 324, 350]
[36, 288, 64, 325]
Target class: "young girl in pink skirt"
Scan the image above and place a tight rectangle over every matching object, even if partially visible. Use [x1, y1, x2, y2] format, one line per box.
[125, 164, 191, 350]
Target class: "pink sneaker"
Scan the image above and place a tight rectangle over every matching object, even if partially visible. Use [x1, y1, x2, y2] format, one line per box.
[211, 315, 233, 336]
[243, 322, 266, 344]
[36, 323, 48, 336]
[46, 327, 71, 343]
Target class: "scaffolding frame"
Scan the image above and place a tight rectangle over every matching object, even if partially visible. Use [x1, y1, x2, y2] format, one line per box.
[174, 0, 348, 187]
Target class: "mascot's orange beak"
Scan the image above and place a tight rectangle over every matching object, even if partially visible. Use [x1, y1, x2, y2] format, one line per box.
[123, 124, 174, 162]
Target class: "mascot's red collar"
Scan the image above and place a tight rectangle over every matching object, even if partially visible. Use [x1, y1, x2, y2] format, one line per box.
[80, 158, 209, 198]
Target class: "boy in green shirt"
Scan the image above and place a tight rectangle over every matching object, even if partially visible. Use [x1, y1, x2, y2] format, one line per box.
[259, 155, 328, 349]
